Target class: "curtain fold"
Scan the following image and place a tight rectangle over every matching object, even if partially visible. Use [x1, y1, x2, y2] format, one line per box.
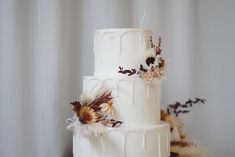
[0, 0, 234, 157]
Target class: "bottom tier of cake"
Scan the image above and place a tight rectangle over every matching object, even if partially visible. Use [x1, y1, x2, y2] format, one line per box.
[73, 122, 170, 157]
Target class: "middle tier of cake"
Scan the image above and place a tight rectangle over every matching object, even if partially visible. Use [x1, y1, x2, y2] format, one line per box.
[83, 76, 162, 126]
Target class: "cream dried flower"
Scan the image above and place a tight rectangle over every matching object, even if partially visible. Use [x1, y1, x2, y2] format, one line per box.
[80, 94, 92, 104]
[142, 48, 162, 70]
[141, 71, 156, 81]
[100, 100, 115, 116]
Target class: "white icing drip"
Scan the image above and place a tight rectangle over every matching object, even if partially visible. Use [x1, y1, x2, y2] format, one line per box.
[93, 33, 100, 54]
[157, 132, 161, 157]
[142, 132, 147, 149]
[143, 33, 147, 51]
[100, 32, 120, 57]
[104, 123, 169, 157]
[138, 33, 142, 57]
[105, 31, 141, 55]
[96, 30, 151, 55]
[156, 82, 161, 107]
[130, 81, 135, 104]
[119, 37, 122, 55]
[123, 131, 128, 157]
[146, 83, 150, 99]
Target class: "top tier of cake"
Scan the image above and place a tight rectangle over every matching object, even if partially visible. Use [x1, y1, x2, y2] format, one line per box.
[94, 28, 152, 76]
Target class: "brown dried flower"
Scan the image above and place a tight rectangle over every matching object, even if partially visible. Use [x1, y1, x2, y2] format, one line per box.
[78, 105, 99, 124]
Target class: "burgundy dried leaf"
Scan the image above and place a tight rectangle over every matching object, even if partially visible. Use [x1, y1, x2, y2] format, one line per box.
[88, 91, 112, 111]
[70, 101, 81, 113]
[118, 66, 137, 76]
[166, 98, 206, 117]
[156, 37, 162, 55]
[111, 120, 123, 127]
[176, 110, 182, 117]
[170, 152, 180, 157]
[181, 104, 188, 108]
[139, 64, 147, 72]
[167, 108, 170, 114]
[182, 110, 190, 114]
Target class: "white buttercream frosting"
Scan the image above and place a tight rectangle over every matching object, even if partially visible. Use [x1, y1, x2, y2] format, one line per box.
[73, 122, 170, 157]
[73, 28, 170, 157]
[83, 76, 162, 126]
[94, 28, 152, 76]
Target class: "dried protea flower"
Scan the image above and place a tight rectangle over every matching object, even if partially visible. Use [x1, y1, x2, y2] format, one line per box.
[78, 106, 99, 124]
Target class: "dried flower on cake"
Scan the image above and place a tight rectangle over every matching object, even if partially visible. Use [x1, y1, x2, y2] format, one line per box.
[118, 36, 166, 81]
[80, 94, 92, 104]
[100, 100, 115, 116]
[78, 105, 99, 124]
[140, 71, 156, 81]
[166, 98, 206, 117]
[142, 48, 162, 70]
[67, 86, 123, 137]
[162, 98, 208, 157]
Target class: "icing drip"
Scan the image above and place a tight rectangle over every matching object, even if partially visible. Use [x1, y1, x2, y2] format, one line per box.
[105, 124, 169, 157]
[157, 132, 161, 157]
[123, 132, 127, 157]
[120, 37, 122, 55]
[146, 83, 150, 99]
[130, 81, 135, 104]
[142, 132, 147, 149]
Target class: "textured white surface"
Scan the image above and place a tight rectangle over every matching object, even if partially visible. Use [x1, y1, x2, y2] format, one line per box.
[73, 122, 170, 157]
[83, 76, 162, 126]
[94, 28, 152, 76]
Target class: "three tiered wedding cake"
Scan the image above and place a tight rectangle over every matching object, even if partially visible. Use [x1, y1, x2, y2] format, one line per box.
[68, 28, 170, 157]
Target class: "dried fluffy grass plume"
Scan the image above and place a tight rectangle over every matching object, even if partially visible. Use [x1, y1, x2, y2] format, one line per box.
[171, 145, 208, 157]
[162, 98, 208, 157]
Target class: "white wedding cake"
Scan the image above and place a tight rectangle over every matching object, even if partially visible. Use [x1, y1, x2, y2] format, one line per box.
[69, 28, 170, 157]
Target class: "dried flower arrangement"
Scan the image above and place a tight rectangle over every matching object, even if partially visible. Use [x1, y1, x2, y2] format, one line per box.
[118, 36, 165, 81]
[161, 98, 208, 157]
[66, 85, 123, 137]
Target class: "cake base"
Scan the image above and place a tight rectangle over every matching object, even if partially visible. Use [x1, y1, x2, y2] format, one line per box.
[73, 122, 170, 157]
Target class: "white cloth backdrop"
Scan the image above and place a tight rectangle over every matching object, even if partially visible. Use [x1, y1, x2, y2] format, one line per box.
[0, 0, 234, 157]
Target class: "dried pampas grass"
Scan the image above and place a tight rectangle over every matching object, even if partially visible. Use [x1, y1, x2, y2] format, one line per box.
[171, 145, 208, 157]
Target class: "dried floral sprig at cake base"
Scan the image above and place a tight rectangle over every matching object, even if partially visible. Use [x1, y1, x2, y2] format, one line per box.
[66, 89, 123, 137]
[118, 36, 166, 81]
[161, 98, 208, 157]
